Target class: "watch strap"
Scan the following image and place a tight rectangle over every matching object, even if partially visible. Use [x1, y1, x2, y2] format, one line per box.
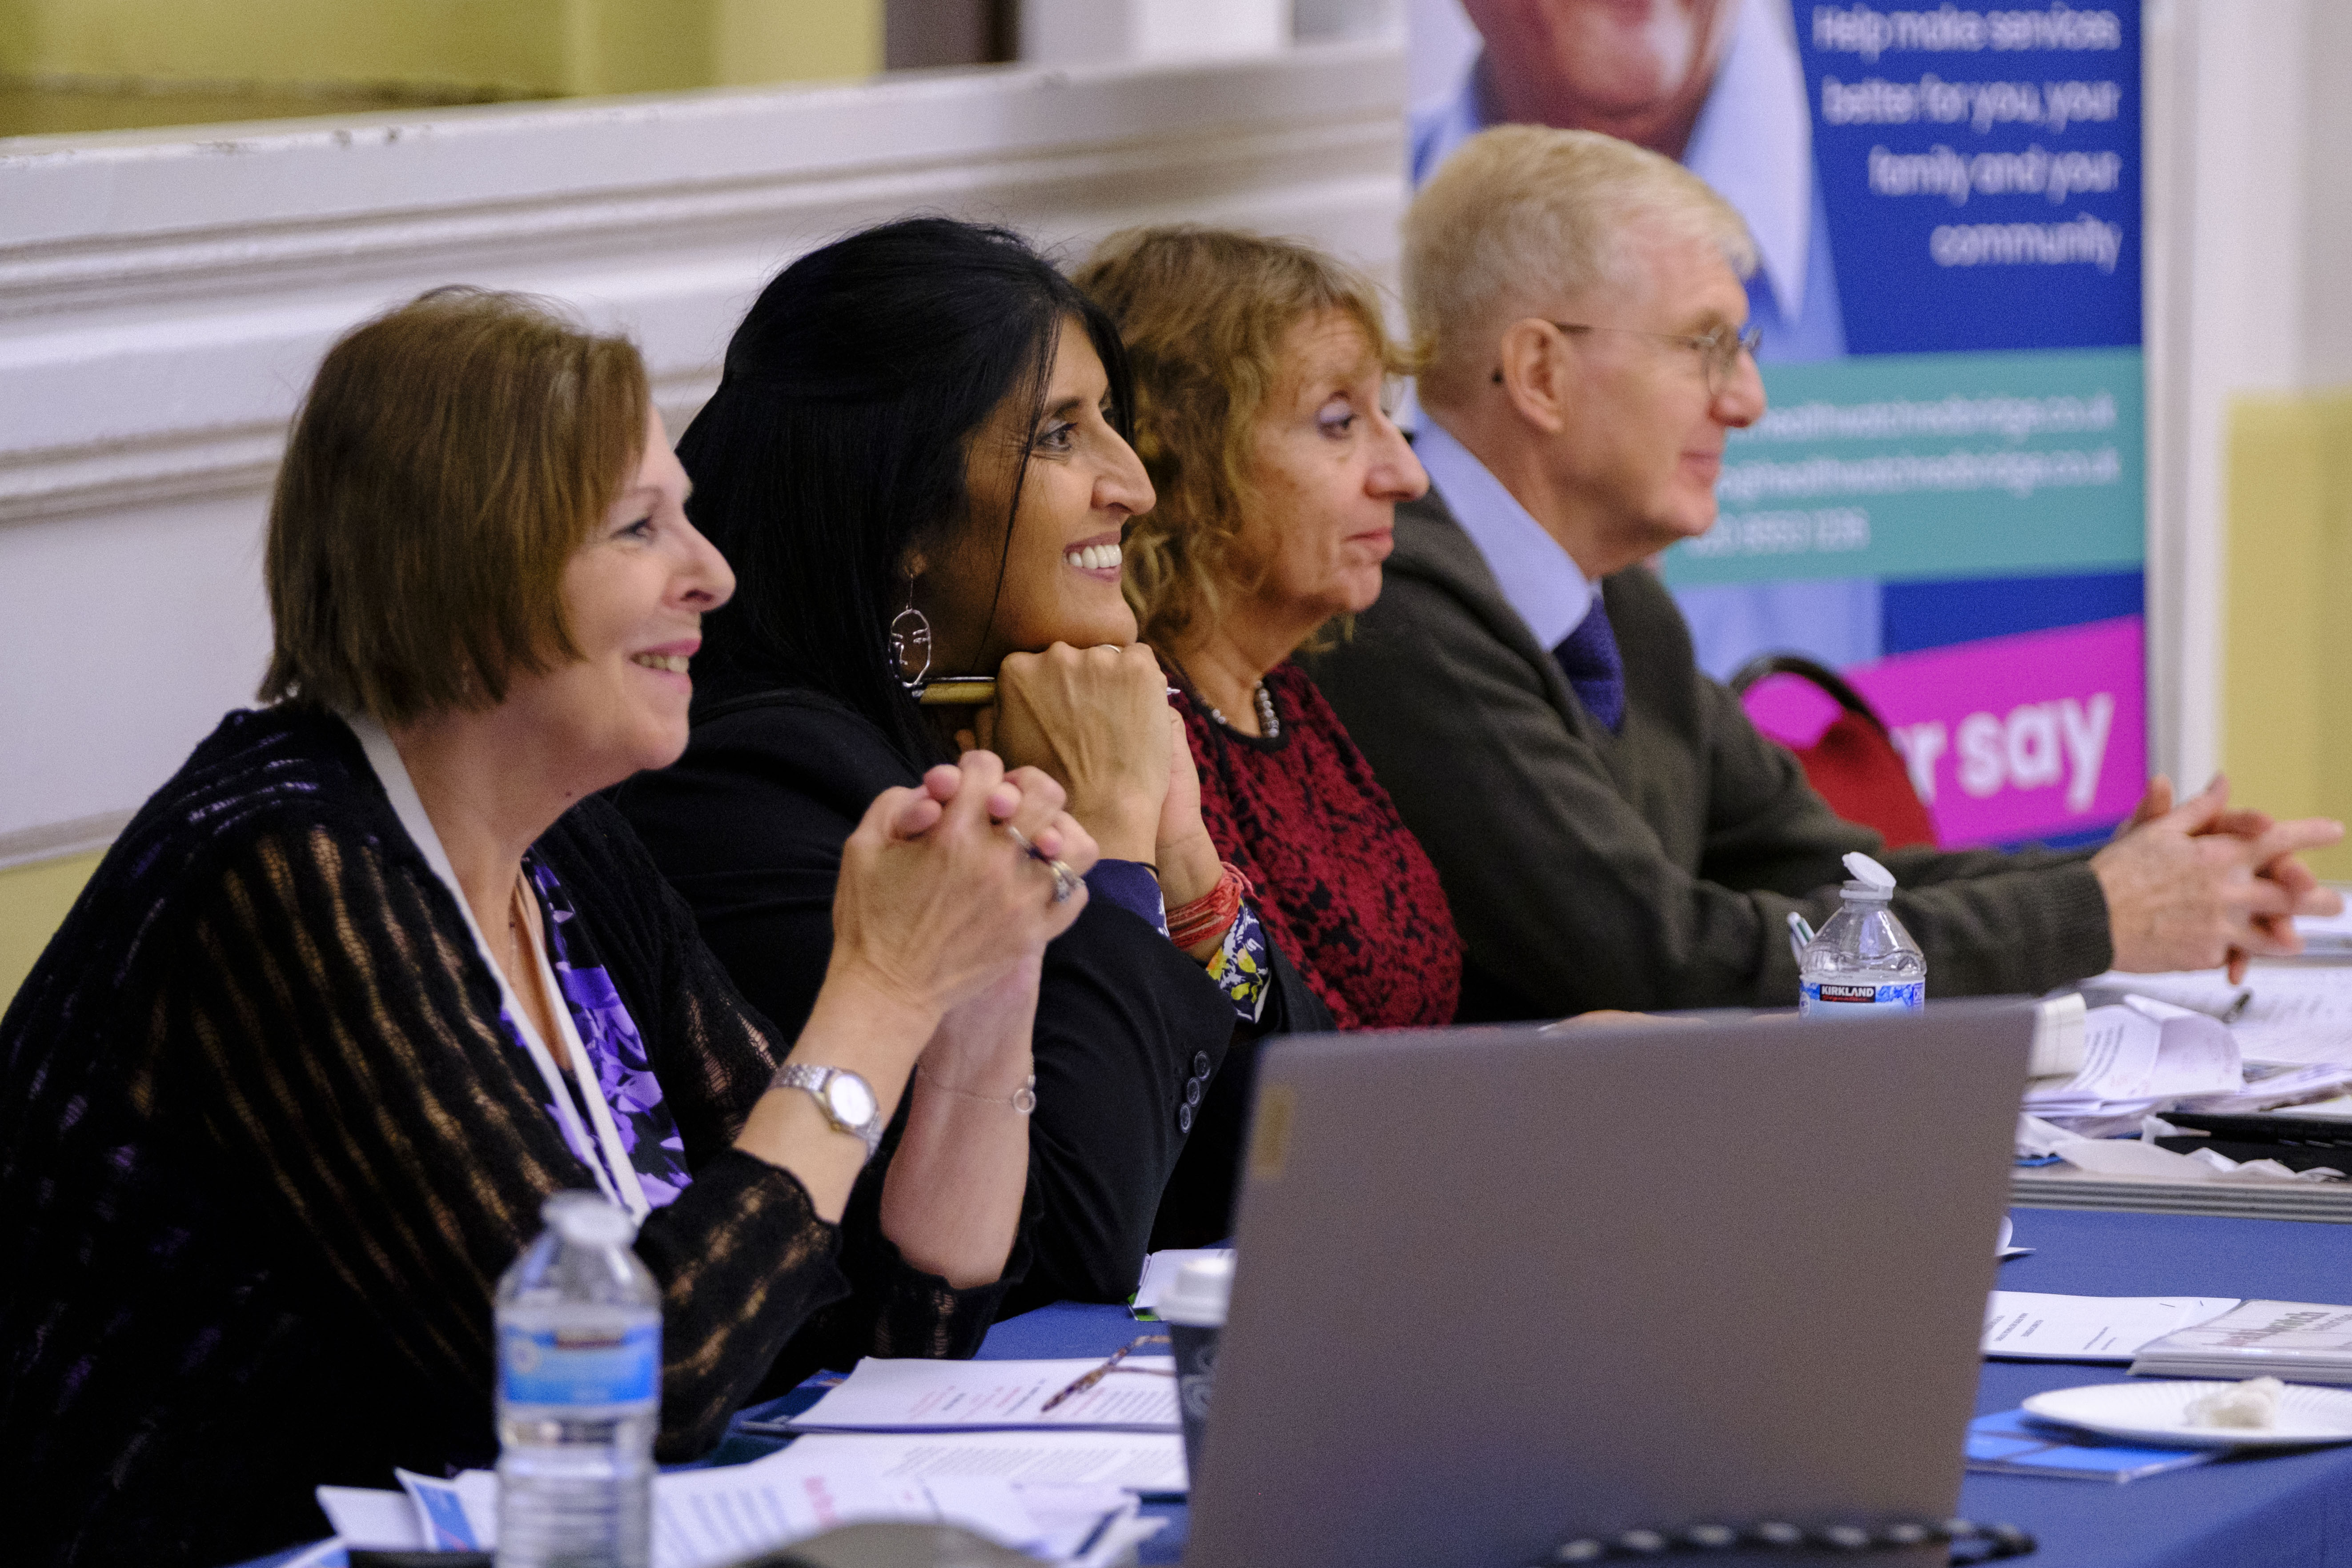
[774, 1063, 884, 1157]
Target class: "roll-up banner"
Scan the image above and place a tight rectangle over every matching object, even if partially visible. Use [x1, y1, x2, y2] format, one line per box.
[1407, 0, 2143, 848]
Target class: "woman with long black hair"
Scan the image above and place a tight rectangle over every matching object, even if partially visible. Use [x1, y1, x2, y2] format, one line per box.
[617, 218, 1329, 1297]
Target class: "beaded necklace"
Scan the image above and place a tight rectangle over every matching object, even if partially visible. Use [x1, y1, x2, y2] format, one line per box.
[1202, 679, 1280, 741]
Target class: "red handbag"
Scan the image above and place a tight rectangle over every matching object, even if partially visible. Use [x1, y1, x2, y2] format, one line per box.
[1730, 654, 1939, 850]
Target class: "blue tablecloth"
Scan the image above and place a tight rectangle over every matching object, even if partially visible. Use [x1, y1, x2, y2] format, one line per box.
[237, 1205, 2352, 1567]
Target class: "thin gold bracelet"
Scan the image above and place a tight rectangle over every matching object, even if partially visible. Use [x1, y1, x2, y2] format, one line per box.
[916, 1065, 1037, 1114]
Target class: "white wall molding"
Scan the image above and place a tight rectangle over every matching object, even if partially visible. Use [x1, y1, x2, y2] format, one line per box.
[0, 811, 136, 872]
[0, 42, 1406, 849]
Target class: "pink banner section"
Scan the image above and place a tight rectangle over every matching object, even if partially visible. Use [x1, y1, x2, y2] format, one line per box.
[1744, 617, 2147, 847]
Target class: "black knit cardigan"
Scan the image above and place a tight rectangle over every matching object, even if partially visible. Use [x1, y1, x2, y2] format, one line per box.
[0, 706, 1020, 1568]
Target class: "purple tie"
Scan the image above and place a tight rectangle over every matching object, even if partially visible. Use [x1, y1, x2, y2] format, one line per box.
[1551, 596, 1625, 734]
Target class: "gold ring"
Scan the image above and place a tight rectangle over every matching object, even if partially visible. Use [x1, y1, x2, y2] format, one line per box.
[1005, 823, 1078, 902]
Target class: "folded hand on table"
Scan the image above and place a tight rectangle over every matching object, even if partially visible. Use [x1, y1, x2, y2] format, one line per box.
[2095, 774, 2344, 980]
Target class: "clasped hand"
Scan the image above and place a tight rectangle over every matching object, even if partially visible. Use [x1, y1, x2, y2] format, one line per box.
[986, 643, 1225, 908]
[2093, 774, 2345, 978]
[830, 750, 1098, 1025]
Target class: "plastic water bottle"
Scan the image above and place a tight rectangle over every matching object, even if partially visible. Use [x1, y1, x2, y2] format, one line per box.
[1798, 851, 1926, 1015]
[495, 1191, 660, 1568]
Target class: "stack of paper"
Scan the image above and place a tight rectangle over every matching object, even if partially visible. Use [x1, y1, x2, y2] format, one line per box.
[2130, 1299, 2352, 1384]
[1982, 1291, 2238, 1362]
[2097, 965, 2352, 1071]
[770, 1430, 1186, 1493]
[317, 1441, 1164, 1568]
[2167, 1061, 2352, 1117]
[2023, 997, 2242, 1135]
[2011, 1158, 2352, 1221]
[784, 1356, 1180, 1435]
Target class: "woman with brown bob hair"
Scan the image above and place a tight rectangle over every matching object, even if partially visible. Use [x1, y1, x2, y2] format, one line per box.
[0, 288, 1086, 1568]
[1076, 227, 1465, 1030]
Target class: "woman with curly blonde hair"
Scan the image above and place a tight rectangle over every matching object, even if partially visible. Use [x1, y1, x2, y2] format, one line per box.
[1076, 227, 1464, 1038]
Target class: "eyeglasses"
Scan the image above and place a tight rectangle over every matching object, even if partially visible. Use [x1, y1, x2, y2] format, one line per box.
[1490, 321, 1763, 397]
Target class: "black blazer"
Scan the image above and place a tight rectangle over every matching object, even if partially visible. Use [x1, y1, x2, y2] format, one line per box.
[615, 686, 1322, 1307]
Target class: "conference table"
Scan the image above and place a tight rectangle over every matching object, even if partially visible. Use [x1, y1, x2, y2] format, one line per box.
[241, 1203, 2352, 1568]
[952, 1204, 2352, 1568]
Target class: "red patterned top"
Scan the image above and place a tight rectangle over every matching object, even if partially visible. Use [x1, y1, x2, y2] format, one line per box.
[1172, 661, 1463, 1030]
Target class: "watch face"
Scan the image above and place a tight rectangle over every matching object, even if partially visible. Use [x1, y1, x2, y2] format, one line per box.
[824, 1072, 877, 1129]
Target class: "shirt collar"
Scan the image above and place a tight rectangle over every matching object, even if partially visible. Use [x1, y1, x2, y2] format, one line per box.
[1412, 0, 1814, 324]
[1682, 0, 1814, 325]
[1415, 419, 1596, 651]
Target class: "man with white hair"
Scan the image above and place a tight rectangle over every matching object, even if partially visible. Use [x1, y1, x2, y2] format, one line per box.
[1306, 124, 2341, 1019]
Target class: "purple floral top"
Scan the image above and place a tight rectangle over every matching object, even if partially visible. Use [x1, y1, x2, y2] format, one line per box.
[512, 855, 695, 1208]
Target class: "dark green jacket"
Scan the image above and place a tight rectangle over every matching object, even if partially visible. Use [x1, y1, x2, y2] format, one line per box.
[1303, 485, 2114, 1019]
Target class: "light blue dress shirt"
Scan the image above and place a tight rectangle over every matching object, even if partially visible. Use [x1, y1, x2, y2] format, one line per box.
[1413, 418, 1882, 682]
[1414, 419, 1598, 651]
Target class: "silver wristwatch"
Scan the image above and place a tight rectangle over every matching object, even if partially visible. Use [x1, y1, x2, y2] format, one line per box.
[774, 1063, 884, 1158]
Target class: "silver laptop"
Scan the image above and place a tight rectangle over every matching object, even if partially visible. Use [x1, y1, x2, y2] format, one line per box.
[1184, 1003, 2031, 1568]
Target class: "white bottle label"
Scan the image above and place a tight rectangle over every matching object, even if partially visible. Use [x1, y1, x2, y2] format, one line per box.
[1799, 980, 1925, 1014]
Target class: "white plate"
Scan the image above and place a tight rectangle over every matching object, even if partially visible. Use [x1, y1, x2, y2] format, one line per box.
[2023, 1381, 2352, 1448]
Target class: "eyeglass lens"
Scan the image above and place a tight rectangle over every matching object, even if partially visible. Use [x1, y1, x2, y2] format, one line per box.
[1704, 325, 1763, 393]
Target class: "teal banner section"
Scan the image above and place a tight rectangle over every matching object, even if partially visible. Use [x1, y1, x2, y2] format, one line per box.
[1662, 347, 2145, 588]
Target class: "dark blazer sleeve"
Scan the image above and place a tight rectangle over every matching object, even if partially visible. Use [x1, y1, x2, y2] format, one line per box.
[615, 695, 1236, 1314]
[1309, 517, 2114, 1016]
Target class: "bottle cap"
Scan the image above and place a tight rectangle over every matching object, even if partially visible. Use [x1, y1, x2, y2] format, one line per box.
[1841, 851, 1897, 890]
[1157, 1254, 1235, 1328]
[543, 1190, 637, 1247]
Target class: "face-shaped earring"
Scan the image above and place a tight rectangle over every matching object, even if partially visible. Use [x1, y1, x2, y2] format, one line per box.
[890, 574, 933, 691]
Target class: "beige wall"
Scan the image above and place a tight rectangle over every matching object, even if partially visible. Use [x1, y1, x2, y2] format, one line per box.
[2223, 390, 2352, 880]
[0, 851, 101, 1011]
[0, 0, 882, 96]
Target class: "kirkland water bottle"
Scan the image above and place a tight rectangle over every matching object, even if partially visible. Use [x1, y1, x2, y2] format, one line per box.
[495, 1191, 660, 1568]
[1798, 851, 1926, 1015]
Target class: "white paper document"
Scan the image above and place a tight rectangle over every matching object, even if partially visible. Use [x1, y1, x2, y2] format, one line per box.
[315, 1485, 425, 1550]
[395, 1467, 499, 1550]
[323, 1440, 1164, 1568]
[2229, 968, 2352, 1067]
[2025, 999, 2240, 1111]
[2168, 1060, 2352, 1117]
[1982, 1291, 2239, 1361]
[2022, 999, 2243, 1132]
[788, 1356, 1179, 1433]
[784, 1430, 1189, 1493]
[653, 1447, 1084, 1568]
[2093, 965, 2352, 1068]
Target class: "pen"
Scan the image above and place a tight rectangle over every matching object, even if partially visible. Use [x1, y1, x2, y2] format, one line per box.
[1786, 911, 1815, 962]
[918, 677, 1187, 707]
[1037, 1333, 1170, 1413]
[915, 676, 997, 706]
